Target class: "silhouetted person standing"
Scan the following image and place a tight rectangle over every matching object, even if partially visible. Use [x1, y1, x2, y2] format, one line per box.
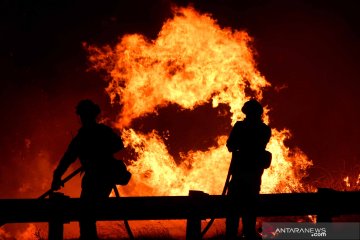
[226, 99, 271, 240]
[51, 99, 124, 240]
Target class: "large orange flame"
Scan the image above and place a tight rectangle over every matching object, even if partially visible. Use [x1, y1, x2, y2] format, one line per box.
[86, 7, 313, 196]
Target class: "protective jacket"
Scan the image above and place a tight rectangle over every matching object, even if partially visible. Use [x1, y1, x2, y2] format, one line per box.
[226, 118, 271, 190]
[53, 123, 124, 187]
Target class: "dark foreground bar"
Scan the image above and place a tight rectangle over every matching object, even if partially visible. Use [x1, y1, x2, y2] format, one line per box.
[0, 189, 360, 240]
[0, 189, 359, 239]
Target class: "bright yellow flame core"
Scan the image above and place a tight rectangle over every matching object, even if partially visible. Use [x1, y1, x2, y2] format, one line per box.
[87, 7, 313, 195]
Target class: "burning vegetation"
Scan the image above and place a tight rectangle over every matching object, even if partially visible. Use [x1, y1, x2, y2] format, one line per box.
[86, 7, 313, 196]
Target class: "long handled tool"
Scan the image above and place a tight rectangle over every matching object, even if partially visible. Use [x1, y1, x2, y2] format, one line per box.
[113, 186, 135, 239]
[43, 168, 135, 239]
[39, 167, 83, 199]
[201, 161, 232, 238]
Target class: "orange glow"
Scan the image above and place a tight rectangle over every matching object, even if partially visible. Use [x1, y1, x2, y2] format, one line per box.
[343, 174, 360, 190]
[16, 224, 38, 240]
[86, 7, 313, 196]
[344, 176, 350, 188]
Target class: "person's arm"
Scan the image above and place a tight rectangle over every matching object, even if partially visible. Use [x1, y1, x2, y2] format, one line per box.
[262, 125, 272, 148]
[226, 122, 240, 152]
[51, 138, 78, 190]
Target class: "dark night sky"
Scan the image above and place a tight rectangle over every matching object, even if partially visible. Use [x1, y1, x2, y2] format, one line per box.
[0, 0, 359, 197]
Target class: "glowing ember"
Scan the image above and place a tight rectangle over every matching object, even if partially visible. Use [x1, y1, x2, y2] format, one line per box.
[86, 7, 313, 195]
[344, 176, 350, 188]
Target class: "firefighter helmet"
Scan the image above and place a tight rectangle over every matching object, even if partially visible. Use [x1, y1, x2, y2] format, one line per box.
[241, 99, 263, 116]
[76, 99, 100, 118]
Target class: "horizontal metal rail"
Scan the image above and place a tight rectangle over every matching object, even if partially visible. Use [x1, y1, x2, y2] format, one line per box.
[0, 189, 359, 224]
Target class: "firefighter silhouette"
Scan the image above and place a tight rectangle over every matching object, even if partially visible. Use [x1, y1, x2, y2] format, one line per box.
[225, 99, 271, 240]
[51, 99, 124, 240]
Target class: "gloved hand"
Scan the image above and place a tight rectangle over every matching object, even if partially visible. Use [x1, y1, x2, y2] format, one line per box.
[51, 175, 63, 190]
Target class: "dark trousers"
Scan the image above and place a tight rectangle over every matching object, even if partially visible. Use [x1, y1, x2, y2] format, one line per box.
[79, 175, 113, 240]
[226, 177, 261, 240]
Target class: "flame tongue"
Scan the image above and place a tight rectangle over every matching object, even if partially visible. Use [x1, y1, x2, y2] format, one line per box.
[87, 7, 313, 196]
[88, 7, 269, 127]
